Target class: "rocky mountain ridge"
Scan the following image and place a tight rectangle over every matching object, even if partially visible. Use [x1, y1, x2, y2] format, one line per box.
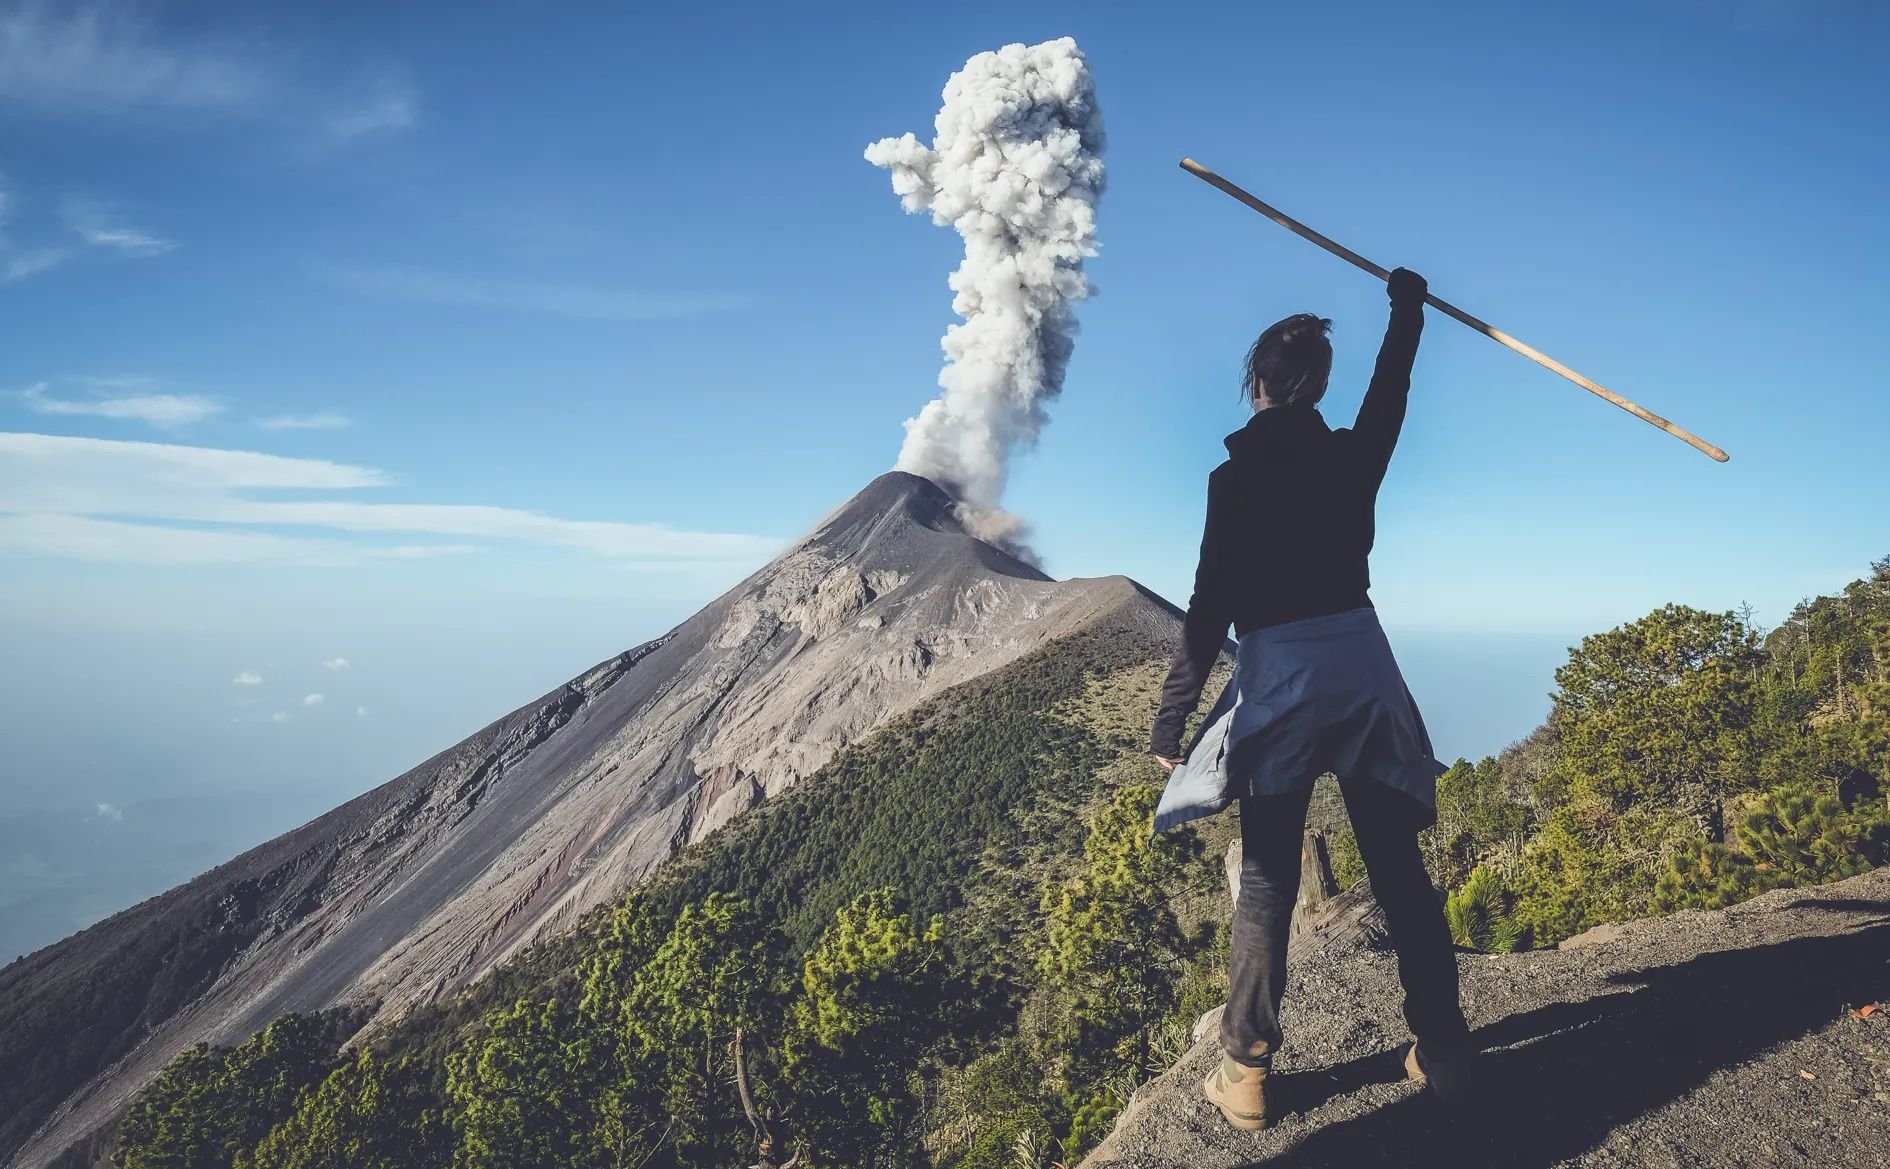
[4, 472, 1179, 1169]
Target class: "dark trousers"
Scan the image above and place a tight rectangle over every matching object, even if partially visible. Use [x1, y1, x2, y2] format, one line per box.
[1222, 774, 1470, 1067]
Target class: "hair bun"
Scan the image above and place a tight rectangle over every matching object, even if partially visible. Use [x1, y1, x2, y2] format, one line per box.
[1276, 314, 1334, 346]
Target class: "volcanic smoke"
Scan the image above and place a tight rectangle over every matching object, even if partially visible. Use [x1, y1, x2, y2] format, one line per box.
[866, 36, 1104, 552]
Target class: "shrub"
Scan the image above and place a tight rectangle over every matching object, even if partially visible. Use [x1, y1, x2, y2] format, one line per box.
[1423, 758, 1532, 890]
[1508, 803, 1678, 947]
[1653, 836, 1779, 912]
[1444, 867, 1526, 953]
[1735, 783, 1890, 886]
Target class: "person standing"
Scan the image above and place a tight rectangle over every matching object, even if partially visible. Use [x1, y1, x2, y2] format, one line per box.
[1149, 268, 1475, 1131]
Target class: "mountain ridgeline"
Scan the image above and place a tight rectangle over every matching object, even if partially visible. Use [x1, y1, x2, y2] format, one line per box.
[0, 472, 1184, 1169]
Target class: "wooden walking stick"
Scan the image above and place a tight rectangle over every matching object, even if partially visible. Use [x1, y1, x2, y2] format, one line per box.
[1179, 157, 1730, 463]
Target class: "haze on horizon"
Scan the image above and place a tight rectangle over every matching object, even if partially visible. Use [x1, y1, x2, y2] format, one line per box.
[2, 0, 1885, 962]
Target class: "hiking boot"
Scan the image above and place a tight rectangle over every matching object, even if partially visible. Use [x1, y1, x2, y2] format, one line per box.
[1404, 1041, 1477, 1106]
[1203, 1053, 1269, 1131]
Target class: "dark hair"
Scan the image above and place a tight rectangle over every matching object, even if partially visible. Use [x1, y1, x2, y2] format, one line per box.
[1243, 313, 1333, 409]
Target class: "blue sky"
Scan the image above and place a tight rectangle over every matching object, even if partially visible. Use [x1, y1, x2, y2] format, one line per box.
[1, 0, 1885, 952]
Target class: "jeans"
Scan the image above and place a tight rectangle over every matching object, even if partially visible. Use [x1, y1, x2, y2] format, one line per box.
[1222, 774, 1470, 1067]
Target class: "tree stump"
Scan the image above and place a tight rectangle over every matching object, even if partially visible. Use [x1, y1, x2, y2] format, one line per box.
[1292, 877, 1389, 956]
[1223, 830, 1387, 956]
[1292, 829, 1340, 940]
[1222, 830, 1338, 908]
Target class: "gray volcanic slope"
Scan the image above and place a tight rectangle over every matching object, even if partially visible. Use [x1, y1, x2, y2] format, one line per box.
[7, 471, 1179, 1169]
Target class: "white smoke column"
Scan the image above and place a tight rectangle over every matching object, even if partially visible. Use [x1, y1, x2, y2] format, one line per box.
[866, 37, 1104, 550]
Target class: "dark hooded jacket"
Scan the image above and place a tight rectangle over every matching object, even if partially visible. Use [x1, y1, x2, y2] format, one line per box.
[1150, 294, 1424, 758]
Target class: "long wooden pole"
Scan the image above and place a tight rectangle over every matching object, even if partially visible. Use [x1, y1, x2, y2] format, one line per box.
[1179, 157, 1729, 463]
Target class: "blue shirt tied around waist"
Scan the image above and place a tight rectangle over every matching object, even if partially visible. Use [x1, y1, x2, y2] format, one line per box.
[1154, 606, 1445, 835]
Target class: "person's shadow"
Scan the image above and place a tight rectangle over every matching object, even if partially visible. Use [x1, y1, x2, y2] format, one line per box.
[1248, 901, 1890, 1167]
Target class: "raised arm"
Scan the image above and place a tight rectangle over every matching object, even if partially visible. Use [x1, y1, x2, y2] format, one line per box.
[1351, 267, 1428, 483]
[1151, 466, 1236, 761]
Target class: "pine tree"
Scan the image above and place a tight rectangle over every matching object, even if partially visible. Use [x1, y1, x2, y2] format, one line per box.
[1423, 757, 1533, 888]
[623, 893, 784, 1168]
[784, 889, 943, 1167]
[238, 1049, 447, 1169]
[445, 996, 584, 1169]
[1735, 783, 1890, 886]
[1038, 784, 1190, 1085]
[569, 900, 665, 1169]
[114, 1014, 338, 1169]
[1653, 836, 1778, 912]
[1550, 605, 1764, 825]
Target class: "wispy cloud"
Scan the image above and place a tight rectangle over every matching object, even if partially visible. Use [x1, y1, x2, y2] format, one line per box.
[59, 198, 175, 256]
[75, 375, 160, 389]
[1, 178, 69, 281]
[3, 247, 68, 282]
[269, 710, 291, 723]
[324, 265, 745, 323]
[258, 412, 352, 431]
[322, 75, 416, 144]
[0, 513, 474, 566]
[88, 801, 123, 821]
[2, 431, 385, 489]
[355, 705, 368, 717]
[302, 692, 323, 706]
[0, 3, 420, 150]
[321, 657, 349, 670]
[0, 432, 782, 567]
[22, 381, 219, 427]
[232, 670, 262, 685]
[0, 2, 271, 114]
[1, 181, 174, 282]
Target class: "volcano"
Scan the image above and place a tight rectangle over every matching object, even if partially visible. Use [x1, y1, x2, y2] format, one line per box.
[3, 472, 1181, 1168]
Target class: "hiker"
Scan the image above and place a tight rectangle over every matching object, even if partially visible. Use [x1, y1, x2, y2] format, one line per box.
[1148, 268, 1476, 1131]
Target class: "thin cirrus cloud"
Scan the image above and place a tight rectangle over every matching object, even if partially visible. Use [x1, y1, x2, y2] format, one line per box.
[59, 198, 176, 256]
[321, 76, 417, 145]
[323, 265, 745, 323]
[258, 412, 352, 431]
[2, 184, 173, 285]
[3, 247, 68, 282]
[232, 670, 262, 686]
[321, 657, 349, 670]
[0, 2, 419, 151]
[1, 183, 175, 283]
[21, 380, 219, 427]
[0, 1, 270, 115]
[0, 431, 782, 567]
[0, 512, 475, 566]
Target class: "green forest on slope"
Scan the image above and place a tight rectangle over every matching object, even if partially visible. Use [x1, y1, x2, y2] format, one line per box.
[1382, 557, 1890, 954]
[94, 558, 1890, 1169]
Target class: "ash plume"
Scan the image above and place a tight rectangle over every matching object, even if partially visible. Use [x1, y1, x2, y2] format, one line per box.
[866, 36, 1104, 553]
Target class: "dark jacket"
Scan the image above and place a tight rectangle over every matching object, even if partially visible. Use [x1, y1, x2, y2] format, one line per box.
[1149, 295, 1424, 758]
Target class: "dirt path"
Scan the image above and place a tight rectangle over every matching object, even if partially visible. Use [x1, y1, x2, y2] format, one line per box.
[1085, 868, 1890, 1168]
